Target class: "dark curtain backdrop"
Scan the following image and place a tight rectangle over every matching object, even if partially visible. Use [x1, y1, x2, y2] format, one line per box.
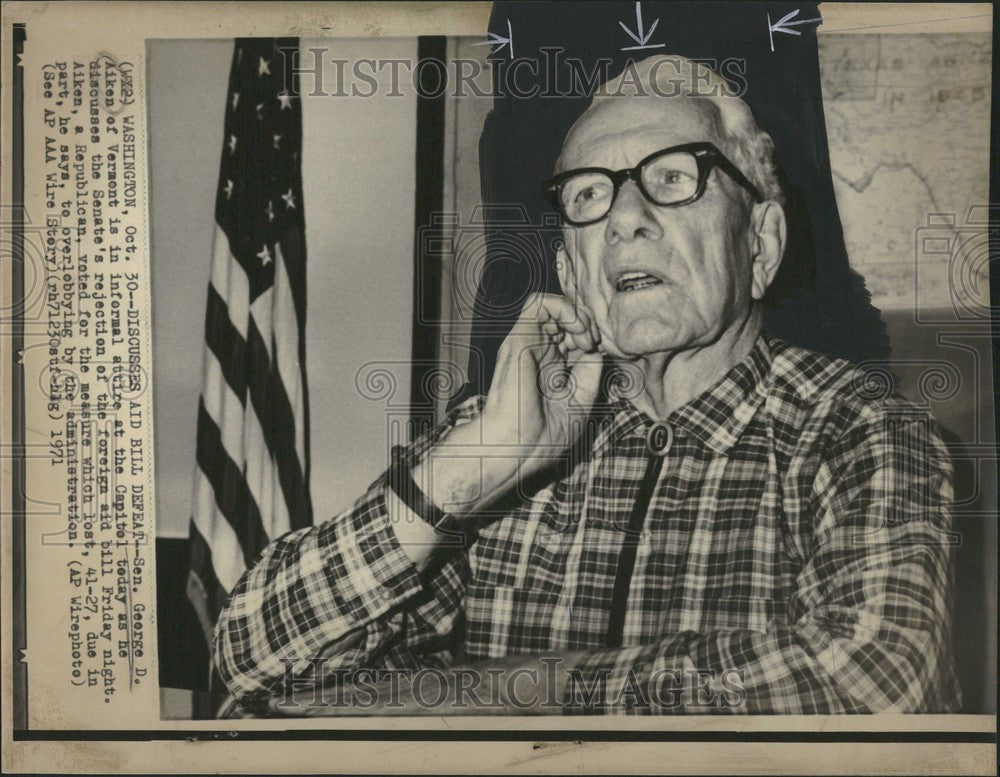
[462, 0, 890, 399]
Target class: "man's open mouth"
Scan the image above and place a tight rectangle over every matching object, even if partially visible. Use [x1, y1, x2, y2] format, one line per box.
[615, 272, 663, 292]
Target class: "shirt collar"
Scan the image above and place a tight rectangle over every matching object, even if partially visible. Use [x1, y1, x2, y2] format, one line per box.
[599, 334, 775, 456]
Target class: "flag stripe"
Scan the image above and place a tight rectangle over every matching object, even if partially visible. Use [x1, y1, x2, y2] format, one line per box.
[277, 225, 312, 495]
[187, 520, 227, 647]
[245, 315, 311, 529]
[203, 270, 310, 529]
[272, 244, 307, 468]
[204, 282, 250, 407]
[242, 394, 293, 540]
[276, 224, 308, 342]
[202, 349, 291, 540]
[195, 396, 269, 562]
[191, 468, 249, 593]
[249, 287, 274, 361]
[202, 348, 248, 469]
[209, 230, 250, 340]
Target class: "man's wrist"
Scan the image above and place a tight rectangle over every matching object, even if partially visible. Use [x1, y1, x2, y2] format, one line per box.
[411, 415, 520, 519]
[387, 411, 520, 570]
[388, 456, 461, 535]
[384, 484, 443, 571]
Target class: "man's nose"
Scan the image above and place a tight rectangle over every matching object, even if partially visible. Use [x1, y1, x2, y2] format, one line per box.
[604, 180, 664, 244]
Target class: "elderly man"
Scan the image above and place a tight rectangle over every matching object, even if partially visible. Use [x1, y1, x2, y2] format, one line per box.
[215, 56, 960, 715]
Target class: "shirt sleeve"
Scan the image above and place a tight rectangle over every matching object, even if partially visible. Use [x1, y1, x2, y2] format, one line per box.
[213, 395, 486, 709]
[563, 405, 962, 714]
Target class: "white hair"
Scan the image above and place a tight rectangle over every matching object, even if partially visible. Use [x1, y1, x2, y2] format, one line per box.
[562, 55, 784, 205]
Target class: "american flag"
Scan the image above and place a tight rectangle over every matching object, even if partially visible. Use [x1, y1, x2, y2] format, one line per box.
[187, 37, 313, 681]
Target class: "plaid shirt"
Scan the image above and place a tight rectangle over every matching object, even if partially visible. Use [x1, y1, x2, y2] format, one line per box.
[215, 335, 961, 715]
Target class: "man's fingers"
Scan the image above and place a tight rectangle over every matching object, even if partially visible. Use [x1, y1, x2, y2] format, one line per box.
[507, 296, 598, 360]
[569, 329, 597, 353]
[528, 293, 591, 334]
[567, 350, 605, 408]
[543, 324, 567, 350]
[553, 330, 597, 359]
[537, 294, 601, 354]
[543, 301, 591, 335]
[500, 295, 600, 401]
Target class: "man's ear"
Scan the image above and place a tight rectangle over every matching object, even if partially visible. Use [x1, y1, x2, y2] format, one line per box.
[749, 201, 786, 301]
[555, 245, 577, 299]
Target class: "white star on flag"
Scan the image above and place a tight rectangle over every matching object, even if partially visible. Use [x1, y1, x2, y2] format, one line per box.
[228, 134, 238, 154]
[258, 56, 270, 77]
[223, 179, 234, 199]
[231, 92, 240, 111]
[281, 188, 296, 209]
[257, 244, 273, 265]
[256, 102, 264, 119]
[266, 200, 274, 222]
[277, 91, 293, 110]
[273, 134, 282, 150]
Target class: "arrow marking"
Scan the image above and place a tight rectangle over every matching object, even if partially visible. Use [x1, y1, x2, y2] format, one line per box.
[620, 2, 665, 51]
[472, 18, 514, 58]
[768, 8, 823, 52]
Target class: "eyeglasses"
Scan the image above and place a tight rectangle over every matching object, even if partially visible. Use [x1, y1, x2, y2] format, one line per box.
[541, 142, 763, 226]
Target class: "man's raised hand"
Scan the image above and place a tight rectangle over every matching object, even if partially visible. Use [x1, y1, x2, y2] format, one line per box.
[400, 294, 604, 562]
[481, 293, 604, 478]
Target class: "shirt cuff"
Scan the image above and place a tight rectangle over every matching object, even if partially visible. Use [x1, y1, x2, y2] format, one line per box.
[316, 484, 426, 625]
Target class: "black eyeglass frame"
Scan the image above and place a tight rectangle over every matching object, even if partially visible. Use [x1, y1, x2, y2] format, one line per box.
[541, 141, 764, 226]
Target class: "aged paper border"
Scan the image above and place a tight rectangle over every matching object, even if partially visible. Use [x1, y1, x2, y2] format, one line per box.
[1, 1, 996, 774]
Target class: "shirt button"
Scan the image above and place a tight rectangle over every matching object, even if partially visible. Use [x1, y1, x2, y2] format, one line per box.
[646, 422, 673, 456]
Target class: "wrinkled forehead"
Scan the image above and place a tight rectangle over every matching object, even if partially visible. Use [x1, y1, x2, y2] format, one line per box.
[557, 95, 726, 172]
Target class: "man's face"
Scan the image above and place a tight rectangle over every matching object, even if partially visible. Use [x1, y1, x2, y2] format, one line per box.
[558, 96, 759, 359]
